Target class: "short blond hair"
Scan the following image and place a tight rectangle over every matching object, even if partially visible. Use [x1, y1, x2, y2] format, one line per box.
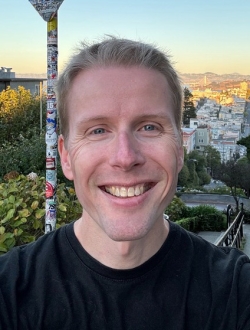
[56, 36, 183, 142]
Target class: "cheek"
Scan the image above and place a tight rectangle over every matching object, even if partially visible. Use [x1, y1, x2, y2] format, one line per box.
[69, 146, 107, 186]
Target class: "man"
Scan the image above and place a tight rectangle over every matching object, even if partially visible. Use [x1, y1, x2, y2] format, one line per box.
[0, 37, 250, 329]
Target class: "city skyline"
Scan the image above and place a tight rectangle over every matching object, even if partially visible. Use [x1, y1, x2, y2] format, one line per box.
[1, 0, 250, 75]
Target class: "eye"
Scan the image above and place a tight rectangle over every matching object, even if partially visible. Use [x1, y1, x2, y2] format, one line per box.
[143, 124, 156, 131]
[92, 128, 106, 134]
[137, 122, 163, 138]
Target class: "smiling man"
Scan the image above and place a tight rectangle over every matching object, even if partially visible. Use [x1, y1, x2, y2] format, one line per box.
[58, 64, 183, 269]
[0, 37, 250, 330]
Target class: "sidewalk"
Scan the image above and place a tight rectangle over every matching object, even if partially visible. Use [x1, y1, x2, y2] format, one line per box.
[198, 231, 224, 244]
[198, 225, 250, 258]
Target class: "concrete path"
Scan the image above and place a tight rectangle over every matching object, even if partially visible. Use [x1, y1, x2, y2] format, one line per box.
[198, 231, 224, 244]
[198, 224, 250, 258]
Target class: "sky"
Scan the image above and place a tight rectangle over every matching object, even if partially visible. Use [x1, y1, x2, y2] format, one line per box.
[1, 0, 250, 75]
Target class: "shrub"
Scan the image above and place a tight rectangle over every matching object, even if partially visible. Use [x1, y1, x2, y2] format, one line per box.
[0, 175, 82, 254]
[186, 205, 226, 231]
[175, 217, 198, 232]
[0, 131, 46, 180]
[244, 210, 250, 224]
[165, 196, 189, 221]
[0, 86, 46, 145]
[166, 200, 227, 232]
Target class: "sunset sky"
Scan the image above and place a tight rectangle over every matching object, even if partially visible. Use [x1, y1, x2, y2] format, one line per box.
[1, 0, 250, 75]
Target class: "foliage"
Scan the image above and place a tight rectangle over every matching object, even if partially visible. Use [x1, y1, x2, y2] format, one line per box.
[215, 160, 250, 209]
[182, 87, 197, 126]
[237, 135, 250, 162]
[175, 209, 226, 232]
[197, 170, 211, 186]
[0, 86, 46, 146]
[185, 204, 226, 231]
[165, 196, 189, 221]
[165, 198, 226, 232]
[203, 145, 221, 177]
[175, 217, 198, 232]
[165, 196, 226, 232]
[236, 162, 250, 198]
[177, 164, 190, 187]
[186, 159, 199, 186]
[0, 130, 46, 180]
[0, 175, 82, 254]
[244, 210, 250, 224]
[203, 185, 231, 195]
[178, 150, 211, 188]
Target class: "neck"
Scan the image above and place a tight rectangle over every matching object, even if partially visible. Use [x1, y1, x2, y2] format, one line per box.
[74, 215, 169, 270]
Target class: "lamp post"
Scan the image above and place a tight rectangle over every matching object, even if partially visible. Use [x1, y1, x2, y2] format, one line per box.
[28, 0, 65, 233]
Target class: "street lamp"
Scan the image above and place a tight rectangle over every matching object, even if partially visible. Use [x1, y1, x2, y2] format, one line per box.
[28, 0, 65, 233]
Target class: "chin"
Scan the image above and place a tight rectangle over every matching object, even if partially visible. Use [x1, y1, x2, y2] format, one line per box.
[104, 222, 151, 242]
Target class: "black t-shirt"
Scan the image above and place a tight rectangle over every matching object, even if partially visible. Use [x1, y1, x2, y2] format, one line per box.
[0, 220, 250, 330]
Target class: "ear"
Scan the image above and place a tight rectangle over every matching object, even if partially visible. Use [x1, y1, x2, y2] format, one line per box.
[58, 135, 74, 181]
[177, 132, 184, 173]
[177, 145, 184, 173]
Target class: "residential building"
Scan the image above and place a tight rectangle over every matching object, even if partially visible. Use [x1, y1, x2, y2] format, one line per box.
[182, 127, 196, 153]
[195, 125, 210, 153]
[0, 67, 46, 95]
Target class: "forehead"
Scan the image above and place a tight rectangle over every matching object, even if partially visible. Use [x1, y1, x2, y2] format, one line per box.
[67, 65, 174, 121]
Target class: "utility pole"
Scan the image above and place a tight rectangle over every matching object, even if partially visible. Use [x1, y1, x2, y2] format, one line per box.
[28, 0, 65, 233]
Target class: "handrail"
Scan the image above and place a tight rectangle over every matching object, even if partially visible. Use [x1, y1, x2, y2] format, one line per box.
[215, 203, 244, 249]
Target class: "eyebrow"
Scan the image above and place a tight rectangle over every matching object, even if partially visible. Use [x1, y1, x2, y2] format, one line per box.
[75, 116, 111, 131]
[75, 113, 171, 128]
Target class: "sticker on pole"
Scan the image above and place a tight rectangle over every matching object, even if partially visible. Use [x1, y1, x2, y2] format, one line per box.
[28, 0, 64, 22]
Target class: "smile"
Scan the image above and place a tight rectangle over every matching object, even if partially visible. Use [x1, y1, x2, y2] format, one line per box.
[104, 184, 152, 198]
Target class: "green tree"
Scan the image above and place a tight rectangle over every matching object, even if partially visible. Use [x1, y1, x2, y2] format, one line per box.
[0, 86, 46, 145]
[182, 87, 197, 126]
[216, 160, 244, 211]
[186, 159, 199, 186]
[235, 157, 250, 198]
[178, 164, 190, 187]
[237, 135, 250, 162]
[188, 151, 210, 186]
[203, 145, 221, 177]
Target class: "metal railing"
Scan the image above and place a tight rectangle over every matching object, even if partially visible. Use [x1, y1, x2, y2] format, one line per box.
[215, 204, 244, 249]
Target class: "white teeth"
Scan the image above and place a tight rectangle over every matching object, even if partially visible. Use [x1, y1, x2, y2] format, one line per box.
[105, 185, 147, 197]
[127, 187, 134, 197]
[120, 187, 127, 197]
[135, 186, 141, 196]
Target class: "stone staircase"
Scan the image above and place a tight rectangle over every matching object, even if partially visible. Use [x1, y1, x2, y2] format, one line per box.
[198, 224, 250, 258]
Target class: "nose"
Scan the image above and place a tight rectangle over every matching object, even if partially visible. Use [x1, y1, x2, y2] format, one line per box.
[109, 132, 145, 171]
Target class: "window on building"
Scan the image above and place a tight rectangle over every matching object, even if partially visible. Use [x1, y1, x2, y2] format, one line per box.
[35, 84, 40, 95]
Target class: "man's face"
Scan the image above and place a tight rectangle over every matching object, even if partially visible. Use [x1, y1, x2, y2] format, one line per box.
[59, 66, 183, 242]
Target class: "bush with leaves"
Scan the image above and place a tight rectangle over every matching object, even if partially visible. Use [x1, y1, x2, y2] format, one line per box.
[175, 217, 198, 232]
[185, 205, 226, 232]
[0, 175, 82, 254]
[0, 129, 73, 185]
[0, 130, 46, 180]
[165, 197, 226, 232]
[165, 196, 189, 222]
[0, 86, 46, 145]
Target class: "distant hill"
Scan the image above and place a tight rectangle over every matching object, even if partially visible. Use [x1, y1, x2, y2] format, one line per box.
[180, 72, 250, 90]
[16, 73, 47, 78]
[15, 72, 250, 88]
[180, 72, 250, 85]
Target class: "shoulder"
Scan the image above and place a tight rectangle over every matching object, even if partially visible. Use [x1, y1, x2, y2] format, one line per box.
[169, 220, 250, 273]
[0, 223, 73, 273]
